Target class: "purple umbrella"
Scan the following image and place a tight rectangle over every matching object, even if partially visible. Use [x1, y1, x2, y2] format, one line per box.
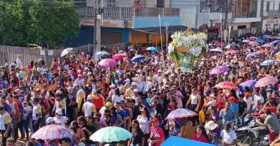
[209, 66, 229, 75]
[255, 76, 278, 88]
[98, 58, 117, 67]
[239, 80, 256, 89]
[32, 125, 73, 140]
[246, 52, 259, 57]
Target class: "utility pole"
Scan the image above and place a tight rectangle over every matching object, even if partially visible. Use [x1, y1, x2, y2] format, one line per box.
[94, 0, 101, 60]
[260, 0, 264, 33]
[223, 0, 228, 42]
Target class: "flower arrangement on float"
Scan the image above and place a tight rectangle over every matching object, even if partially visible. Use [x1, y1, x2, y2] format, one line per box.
[168, 26, 207, 69]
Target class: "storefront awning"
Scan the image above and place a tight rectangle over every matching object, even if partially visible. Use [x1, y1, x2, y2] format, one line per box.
[132, 25, 199, 35]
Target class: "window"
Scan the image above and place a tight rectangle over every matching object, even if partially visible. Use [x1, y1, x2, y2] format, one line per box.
[108, 0, 116, 7]
[267, 2, 270, 12]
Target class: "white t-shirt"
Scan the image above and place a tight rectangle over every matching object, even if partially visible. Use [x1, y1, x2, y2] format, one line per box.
[244, 97, 253, 111]
[53, 116, 68, 125]
[112, 95, 124, 104]
[253, 94, 264, 106]
[220, 129, 237, 145]
[32, 104, 42, 120]
[83, 101, 96, 117]
[23, 105, 32, 118]
[137, 115, 150, 134]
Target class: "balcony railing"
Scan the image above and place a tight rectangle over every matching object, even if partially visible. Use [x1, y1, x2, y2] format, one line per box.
[267, 10, 280, 18]
[200, 0, 232, 13]
[76, 6, 180, 20]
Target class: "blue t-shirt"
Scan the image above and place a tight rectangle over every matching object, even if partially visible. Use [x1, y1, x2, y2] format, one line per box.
[230, 103, 239, 113]
[117, 110, 128, 118]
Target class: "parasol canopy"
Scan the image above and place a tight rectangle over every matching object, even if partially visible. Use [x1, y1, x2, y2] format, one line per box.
[98, 59, 117, 67]
[255, 76, 278, 88]
[61, 48, 73, 57]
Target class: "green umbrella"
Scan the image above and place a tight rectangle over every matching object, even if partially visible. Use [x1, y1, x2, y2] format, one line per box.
[89, 126, 132, 143]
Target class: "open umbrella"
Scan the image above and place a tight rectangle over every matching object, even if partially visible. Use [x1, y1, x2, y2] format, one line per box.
[239, 80, 256, 89]
[146, 47, 158, 52]
[90, 126, 132, 143]
[98, 59, 117, 67]
[255, 76, 278, 88]
[261, 43, 273, 48]
[96, 51, 110, 57]
[112, 53, 127, 60]
[131, 55, 145, 62]
[256, 38, 264, 43]
[162, 136, 215, 146]
[215, 81, 238, 89]
[249, 41, 259, 46]
[246, 52, 260, 57]
[263, 35, 272, 39]
[209, 66, 229, 75]
[32, 125, 73, 140]
[166, 108, 197, 120]
[242, 40, 250, 43]
[210, 47, 223, 53]
[225, 49, 239, 55]
[271, 40, 280, 44]
[261, 60, 278, 66]
[61, 48, 73, 57]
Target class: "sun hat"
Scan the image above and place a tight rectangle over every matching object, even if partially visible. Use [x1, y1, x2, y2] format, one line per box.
[205, 121, 219, 131]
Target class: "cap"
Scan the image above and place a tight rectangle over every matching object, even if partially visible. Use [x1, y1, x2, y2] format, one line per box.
[56, 109, 63, 115]
[105, 102, 112, 108]
[133, 89, 138, 92]
[150, 118, 159, 123]
[229, 96, 235, 102]
[46, 117, 54, 124]
[244, 92, 250, 97]
[132, 82, 137, 86]
[87, 95, 93, 101]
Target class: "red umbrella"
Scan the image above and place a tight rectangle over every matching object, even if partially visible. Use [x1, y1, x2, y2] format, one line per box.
[258, 49, 266, 54]
[112, 53, 127, 60]
[214, 42, 225, 47]
[215, 81, 238, 89]
[225, 49, 239, 55]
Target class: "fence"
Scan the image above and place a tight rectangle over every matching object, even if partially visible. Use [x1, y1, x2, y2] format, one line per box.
[76, 6, 180, 20]
[0, 43, 129, 66]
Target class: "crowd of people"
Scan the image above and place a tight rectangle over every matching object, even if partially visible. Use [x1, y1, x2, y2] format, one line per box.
[0, 33, 279, 146]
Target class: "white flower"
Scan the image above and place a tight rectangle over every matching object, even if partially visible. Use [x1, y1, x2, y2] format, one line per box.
[168, 44, 175, 54]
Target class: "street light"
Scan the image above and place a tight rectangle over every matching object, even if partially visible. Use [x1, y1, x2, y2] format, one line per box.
[164, 22, 169, 51]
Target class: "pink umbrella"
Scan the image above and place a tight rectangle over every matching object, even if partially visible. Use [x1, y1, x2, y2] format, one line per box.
[32, 125, 73, 140]
[99, 58, 117, 67]
[255, 76, 278, 88]
[112, 53, 127, 60]
[214, 42, 225, 47]
[225, 49, 239, 55]
[249, 41, 259, 46]
[261, 44, 272, 48]
[258, 49, 266, 54]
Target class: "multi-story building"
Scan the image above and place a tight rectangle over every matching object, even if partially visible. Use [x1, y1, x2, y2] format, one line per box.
[66, 0, 182, 47]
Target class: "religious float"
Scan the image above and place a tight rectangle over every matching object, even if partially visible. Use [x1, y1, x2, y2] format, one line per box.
[168, 26, 207, 70]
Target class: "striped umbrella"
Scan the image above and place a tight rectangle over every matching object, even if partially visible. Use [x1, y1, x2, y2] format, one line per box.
[255, 76, 278, 88]
[166, 108, 197, 120]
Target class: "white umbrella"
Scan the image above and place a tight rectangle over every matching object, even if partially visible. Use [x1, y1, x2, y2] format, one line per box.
[242, 40, 250, 43]
[61, 48, 73, 57]
[210, 47, 223, 53]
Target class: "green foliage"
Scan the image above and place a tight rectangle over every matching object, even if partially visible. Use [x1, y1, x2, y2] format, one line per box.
[0, 0, 80, 47]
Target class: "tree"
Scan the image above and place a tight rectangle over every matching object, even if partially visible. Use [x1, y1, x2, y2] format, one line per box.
[0, 0, 80, 47]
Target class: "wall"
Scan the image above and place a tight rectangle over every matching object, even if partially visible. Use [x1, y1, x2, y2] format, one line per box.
[180, 7, 197, 28]
[64, 26, 130, 47]
[257, 0, 280, 17]
[133, 16, 180, 28]
[130, 31, 147, 44]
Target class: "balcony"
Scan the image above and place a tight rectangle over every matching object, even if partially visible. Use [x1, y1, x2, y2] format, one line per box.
[200, 0, 232, 13]
[76, 6, 180, 21]
[267, 10, 280, 18]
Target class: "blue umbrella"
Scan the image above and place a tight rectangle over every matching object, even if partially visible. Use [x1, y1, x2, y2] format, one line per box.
[247, 52, 260, 57]
[161, 136, 215, 146]
[256, 38, 264, 43]
[261, 60, 278, 66]
[131, 55, 145, 62]
[263, 35, 272, 39]
[146, 47, 158, 52]
[271, 40, 280, 44]
[96, 51, 110, 57]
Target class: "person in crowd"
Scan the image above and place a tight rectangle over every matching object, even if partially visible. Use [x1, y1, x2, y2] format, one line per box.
[192, 125, 209, 143]
[220, 123, 237, 146]
[179, 119, 196, 139]
[219, 102, 236, 127]
[148, 118, 165, 146]
[129, 120, 145, 146]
